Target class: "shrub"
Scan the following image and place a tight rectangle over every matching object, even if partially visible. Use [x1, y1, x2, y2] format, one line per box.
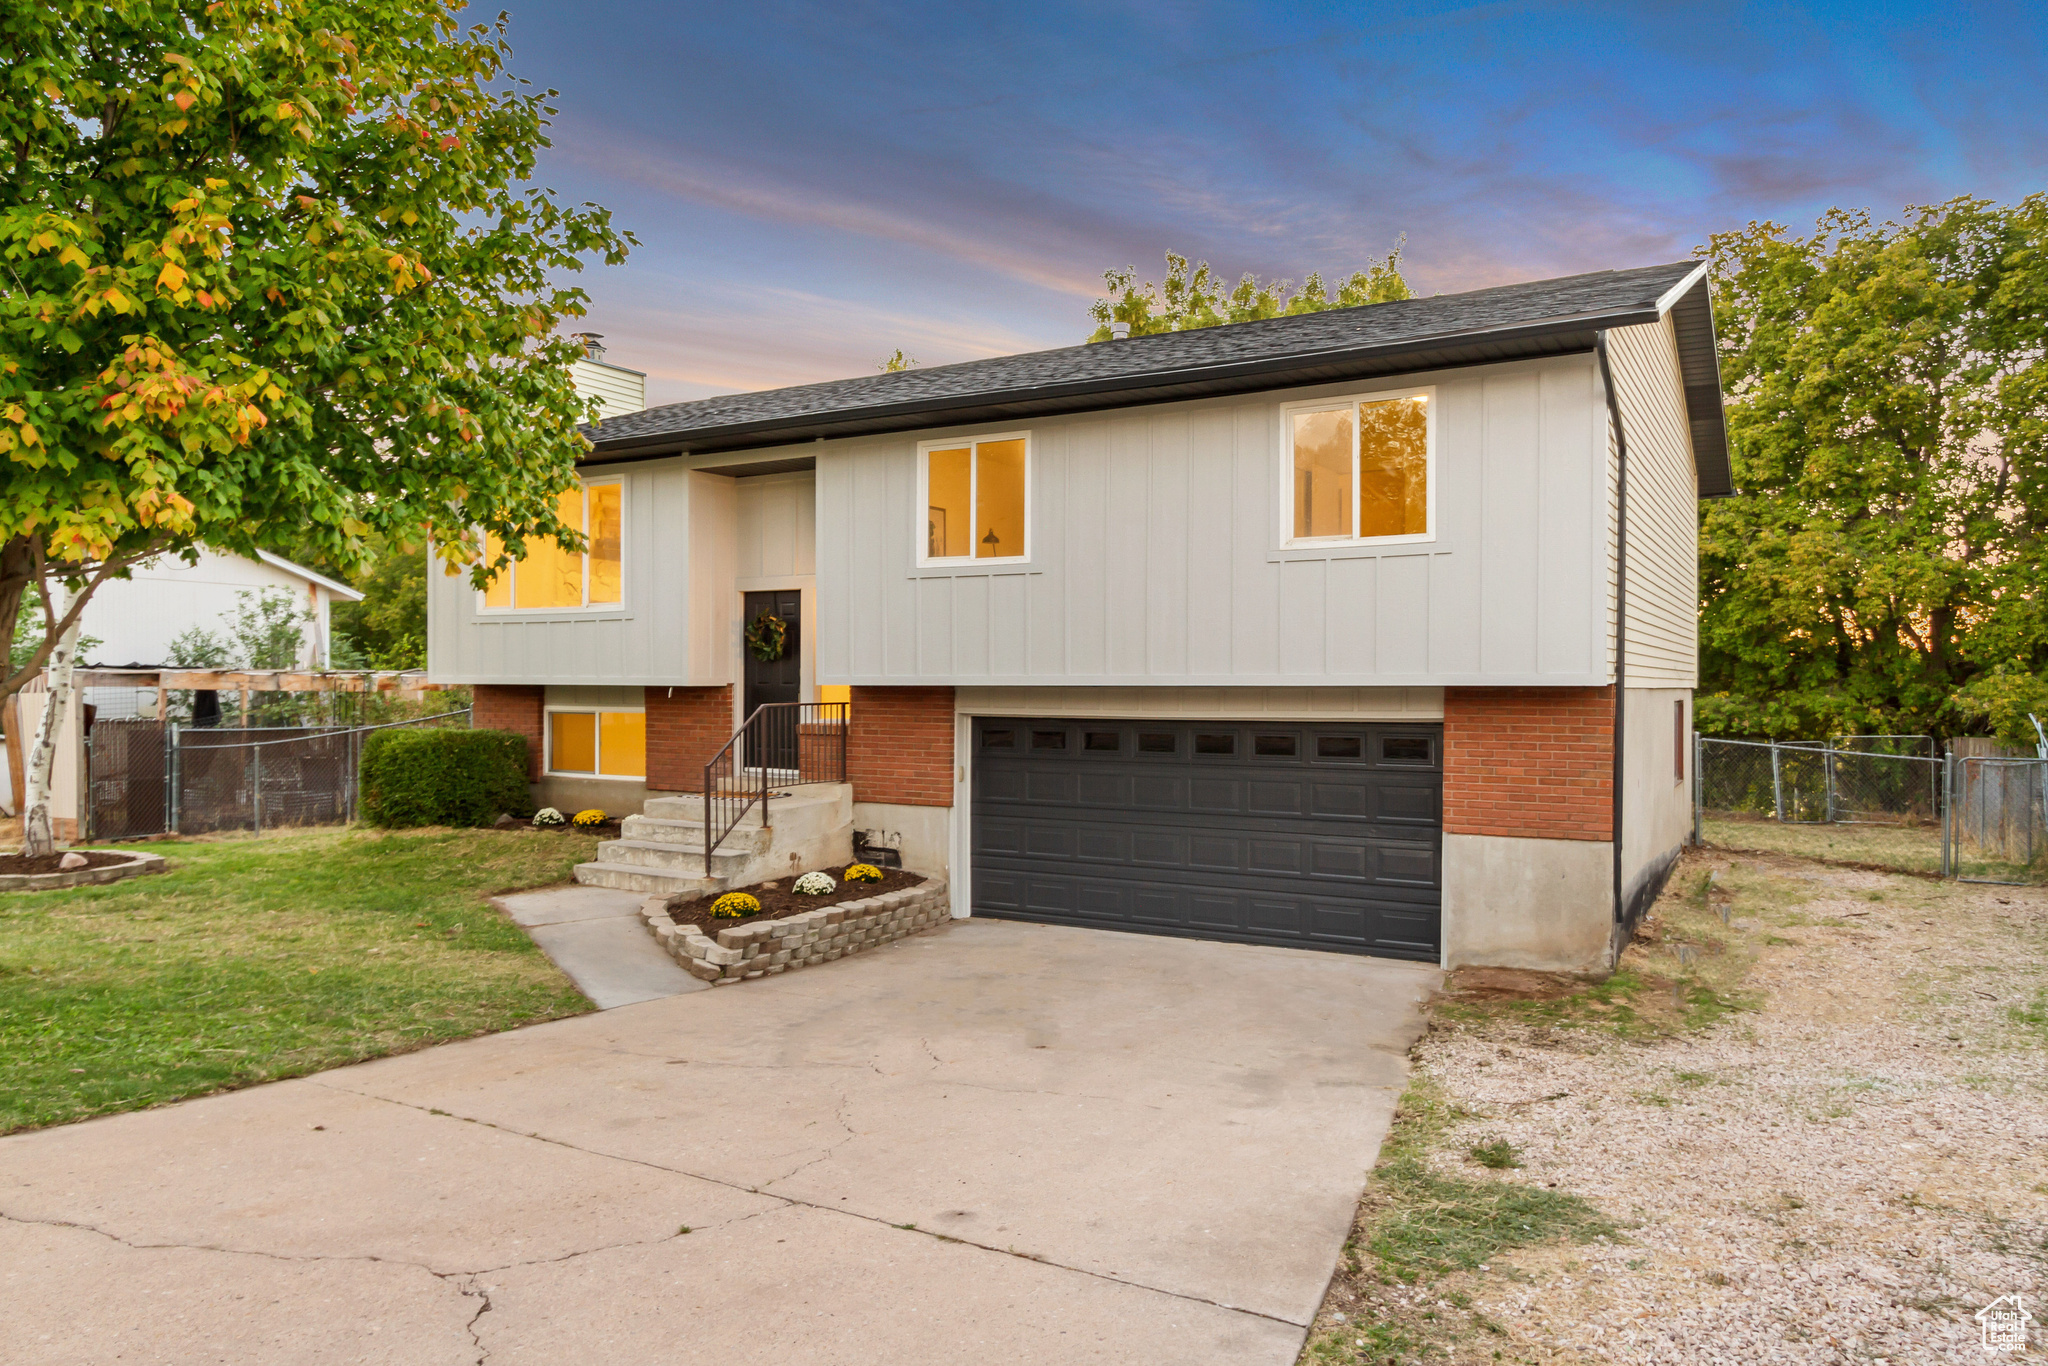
[793, 871, 835, 896]
[572, 808, 607, 828]
[359, 728, 531, 829]
[844, 863, 882, 883]
[709, 892, 759, 918]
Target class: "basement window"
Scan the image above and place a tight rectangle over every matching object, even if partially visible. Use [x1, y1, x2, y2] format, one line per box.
[546, 708, 645, 779]
[1282, 389, 1433, 546]
[920, 434, 1029, 565]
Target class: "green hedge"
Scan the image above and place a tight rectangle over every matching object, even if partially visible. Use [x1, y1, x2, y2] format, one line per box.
[359, 727, 532, 828]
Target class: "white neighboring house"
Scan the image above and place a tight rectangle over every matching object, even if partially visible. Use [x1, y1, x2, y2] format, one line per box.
[79, 547, 363, 678]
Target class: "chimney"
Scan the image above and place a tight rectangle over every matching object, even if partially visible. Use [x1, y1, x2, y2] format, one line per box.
[1109, 321, 1132, 340]
[570, 332, 607, 362]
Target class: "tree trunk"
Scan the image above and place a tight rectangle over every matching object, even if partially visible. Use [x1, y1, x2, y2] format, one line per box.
[22, 592, 81, 859]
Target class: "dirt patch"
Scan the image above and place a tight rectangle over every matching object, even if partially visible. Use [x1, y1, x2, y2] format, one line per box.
[0, 850, 134, 876]
[666, 868, 927, 932]
[1442, 967, 1586, 1001]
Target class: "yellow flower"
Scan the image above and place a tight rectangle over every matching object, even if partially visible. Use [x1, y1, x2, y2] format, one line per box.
[844, 863, 883, 883]
[572, 808, 607, 827]
[710, 892, 760, 918]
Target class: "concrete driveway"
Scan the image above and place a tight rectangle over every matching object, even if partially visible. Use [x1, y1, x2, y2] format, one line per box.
[0, 918, 1435, 1365]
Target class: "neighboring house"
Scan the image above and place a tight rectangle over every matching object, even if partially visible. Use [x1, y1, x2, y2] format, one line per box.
[82, 546, 364, 673]
[428, 261, 1731, 972]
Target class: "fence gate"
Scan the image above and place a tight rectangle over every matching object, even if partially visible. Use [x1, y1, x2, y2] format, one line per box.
[86, 719, 169, 841]
[1946, 755, 2048, 884]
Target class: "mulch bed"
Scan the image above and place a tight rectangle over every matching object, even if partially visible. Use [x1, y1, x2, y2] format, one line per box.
[491, 817, 625, 837]
[0, 850, 135, 876]
[667, 868, 928, 932]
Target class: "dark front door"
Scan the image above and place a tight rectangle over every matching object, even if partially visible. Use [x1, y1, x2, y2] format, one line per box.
[970, 718, 1443, 959]
[743, 589, 802, 770]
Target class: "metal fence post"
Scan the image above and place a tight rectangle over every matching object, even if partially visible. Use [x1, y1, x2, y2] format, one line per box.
[1770, 742, 1784, 821]
[252, 743, 262, 836]
[1941, 751, 1954, 878]
[1692, 732, 1705, 845]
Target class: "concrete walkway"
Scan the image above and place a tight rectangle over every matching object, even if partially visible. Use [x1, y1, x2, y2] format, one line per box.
[0, 920, 1436, 1365]
[494, 884, 704, 1008]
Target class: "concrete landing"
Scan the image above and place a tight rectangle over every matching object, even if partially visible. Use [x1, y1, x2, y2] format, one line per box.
[494, 885, 705, 1009]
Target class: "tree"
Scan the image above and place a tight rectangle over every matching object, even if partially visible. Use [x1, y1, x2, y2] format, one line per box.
[329, 529, 425, 668]
[1, 0, 631, 850]
[877, 349, 917, 372]
[1697, 197, 2048, 744]
[1087, 240, 1411, 341]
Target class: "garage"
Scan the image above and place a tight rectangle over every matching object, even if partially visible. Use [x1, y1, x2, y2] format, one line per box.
[969, 717, 1442, 959]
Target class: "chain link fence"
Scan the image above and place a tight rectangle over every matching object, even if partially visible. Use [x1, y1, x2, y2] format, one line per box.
[1697, 735, 2047, 884]
[87, 709, 472, 840]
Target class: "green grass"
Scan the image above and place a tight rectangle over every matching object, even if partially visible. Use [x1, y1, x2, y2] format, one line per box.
[0, 826, 601, 1133]
[1361, 1082, 1615, 1282]
[1703, 816, 2045, 882]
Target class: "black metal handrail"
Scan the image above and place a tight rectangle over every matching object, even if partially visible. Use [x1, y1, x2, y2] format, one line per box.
[702, 701, 849, 866]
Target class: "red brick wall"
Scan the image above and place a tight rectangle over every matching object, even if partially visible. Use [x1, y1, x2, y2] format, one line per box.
[472, 684, 544, 779]
[848, 686, 955, 806]
[645, 685, 734, 791]
[1443, 687, 1613, 841]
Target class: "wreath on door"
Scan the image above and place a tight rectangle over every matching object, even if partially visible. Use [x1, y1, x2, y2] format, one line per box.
[745, 612, 789, 662]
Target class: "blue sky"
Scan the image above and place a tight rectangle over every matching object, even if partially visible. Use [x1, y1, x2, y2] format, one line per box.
[502, 1, 2048, 405]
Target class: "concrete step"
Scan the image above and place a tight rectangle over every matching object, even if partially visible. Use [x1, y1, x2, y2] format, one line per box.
[571, 861, 723, 897]
[621, 815, 772, 853]
[594, 839, 751, 878]
[643, 783, 850, 826]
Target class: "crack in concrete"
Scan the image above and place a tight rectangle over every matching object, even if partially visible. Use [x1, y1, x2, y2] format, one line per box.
[451, 1274, 493, 1365]
[937, 1076, 1155, 1107]
[300, 1077, 1308, 1328]
[760, 1089, 860, 1188]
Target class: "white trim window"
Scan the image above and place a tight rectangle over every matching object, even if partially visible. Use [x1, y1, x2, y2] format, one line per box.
[544, 705, 646, 780]
[916, 431, 1030, 566]
[479, 477, 625, 611]
[1280, 386, 1435, 547]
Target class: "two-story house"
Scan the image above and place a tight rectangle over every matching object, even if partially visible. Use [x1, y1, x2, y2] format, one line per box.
[428, 261, 1730, 972]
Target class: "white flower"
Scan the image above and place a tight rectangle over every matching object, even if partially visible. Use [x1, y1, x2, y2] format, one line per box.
[793, 871, 836, 896]
[532, 807, 566, 827]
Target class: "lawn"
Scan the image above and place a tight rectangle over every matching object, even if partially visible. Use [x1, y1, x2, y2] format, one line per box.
[0, 825, 602, 1134]
[1703, 814, 2046, 882]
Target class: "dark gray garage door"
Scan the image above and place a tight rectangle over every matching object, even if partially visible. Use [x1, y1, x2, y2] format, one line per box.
[970, 718, 1441, 959]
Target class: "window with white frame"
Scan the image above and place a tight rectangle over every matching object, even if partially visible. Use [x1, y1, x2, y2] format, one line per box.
[545, 706, 645, 779]
[480, 478, 623, 610]
[918, 433, 1029, 564]
[1282, 388, 1433, 545]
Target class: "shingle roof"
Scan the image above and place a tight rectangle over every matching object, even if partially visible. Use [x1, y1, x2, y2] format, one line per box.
[586, 259, 1731, 495]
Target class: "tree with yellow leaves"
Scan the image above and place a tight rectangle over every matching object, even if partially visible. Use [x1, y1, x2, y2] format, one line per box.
[1, 0, 632, 851]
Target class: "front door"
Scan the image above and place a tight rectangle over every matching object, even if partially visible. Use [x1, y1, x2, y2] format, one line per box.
[742, 589, 802, 770]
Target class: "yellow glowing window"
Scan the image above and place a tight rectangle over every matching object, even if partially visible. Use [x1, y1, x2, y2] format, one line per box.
[547, 710, 644, 778]
[1287, 394, 1430, 543]
[922, 435, 1028, 561]
[480, 480, 624, 608]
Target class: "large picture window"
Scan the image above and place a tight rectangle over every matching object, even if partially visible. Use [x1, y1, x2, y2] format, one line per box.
[546, 708, 645, 779]
[919, 433, 1028, 564]
[481, 479, 623, 610]
[1283, 390, 1432, 545]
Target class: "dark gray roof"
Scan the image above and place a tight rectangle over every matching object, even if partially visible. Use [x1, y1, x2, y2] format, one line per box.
[586, 260, 1731, 496]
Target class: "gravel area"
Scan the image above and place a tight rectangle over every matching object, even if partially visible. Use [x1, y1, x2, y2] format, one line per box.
[1308, 849, 2047, 1364]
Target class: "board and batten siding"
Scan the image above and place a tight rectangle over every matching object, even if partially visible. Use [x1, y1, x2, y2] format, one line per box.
[1608, 315, 1699, 689]
[736, 471, 816, 582]
[816, 354, 1611, 688]
[427, 464, 738, 686]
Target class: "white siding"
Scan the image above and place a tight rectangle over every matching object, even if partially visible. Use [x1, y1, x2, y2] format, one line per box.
[428, 462, 736, 686]
[817, 355, 1610, 688]
[957, 685, 1443, 719]
[571, 358, 646, 421]
[1609, 316, 1699, 688]
[80, 548, 340, 669]
[735, 472, 816, 582]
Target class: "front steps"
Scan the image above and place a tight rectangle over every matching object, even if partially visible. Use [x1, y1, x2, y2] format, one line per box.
[573, 783, 855, 897]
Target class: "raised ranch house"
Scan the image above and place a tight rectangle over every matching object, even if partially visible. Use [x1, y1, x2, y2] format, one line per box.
[428, 263, 1731, 971]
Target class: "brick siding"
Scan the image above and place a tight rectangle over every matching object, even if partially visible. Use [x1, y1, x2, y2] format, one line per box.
[1443, 687, 1613, 841]
[848, 686, 955, 806]
[645, 685, 735, 791]
[471, 684, 544, 779]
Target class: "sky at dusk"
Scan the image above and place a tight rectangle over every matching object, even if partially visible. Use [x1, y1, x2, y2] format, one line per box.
[498, 1, 2048, 406]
